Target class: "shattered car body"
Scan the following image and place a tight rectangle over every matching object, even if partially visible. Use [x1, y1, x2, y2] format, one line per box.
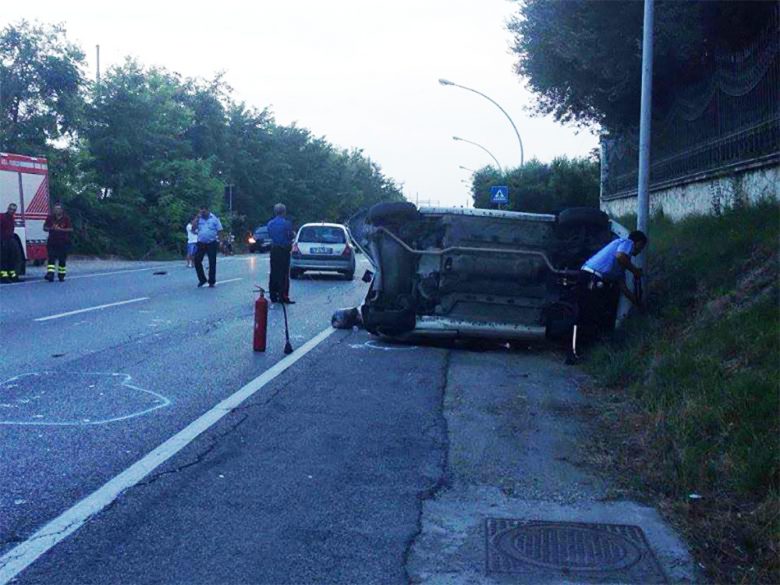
[349, 202, 630, 342]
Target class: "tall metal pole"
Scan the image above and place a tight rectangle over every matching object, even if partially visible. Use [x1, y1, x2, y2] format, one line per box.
[636, 0, 654, 268]
[440, 79, 524, 167]
[96, 45, 101, 84]
[452, 136, 503, 174]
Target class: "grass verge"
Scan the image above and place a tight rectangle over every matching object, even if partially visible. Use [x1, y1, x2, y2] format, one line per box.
[584, 201, 779, 583]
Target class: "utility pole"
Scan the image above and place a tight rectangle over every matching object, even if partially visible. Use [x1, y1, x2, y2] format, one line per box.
[636, 0, 654, 268]
[96, 45, 101, 84]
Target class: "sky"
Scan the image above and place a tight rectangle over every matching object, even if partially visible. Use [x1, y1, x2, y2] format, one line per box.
[3, 0, 597, 207]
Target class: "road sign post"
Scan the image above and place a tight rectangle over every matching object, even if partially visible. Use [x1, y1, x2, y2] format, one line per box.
[490, 186, 509, 209]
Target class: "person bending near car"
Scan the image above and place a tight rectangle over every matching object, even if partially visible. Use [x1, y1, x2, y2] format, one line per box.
[267, 203, 295, 304]
[191, 205, 223, 288]
[43, 202, 74, 282]
[569, 230, 648, 360]
[0, 203, 19, 283]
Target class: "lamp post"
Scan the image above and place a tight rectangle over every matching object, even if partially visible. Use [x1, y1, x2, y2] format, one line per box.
[452, 136, 503, 174]
[439, 78, 524, 167]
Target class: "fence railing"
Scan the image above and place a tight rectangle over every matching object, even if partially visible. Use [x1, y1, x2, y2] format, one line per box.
[602, 8, 780, 200]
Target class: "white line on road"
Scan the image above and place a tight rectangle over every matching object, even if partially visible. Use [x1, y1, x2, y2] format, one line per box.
[215, 277, 243, 285]
[0, 325, 337, 584]
[3, 255, 263, 287]
[34, 297, 150, 322]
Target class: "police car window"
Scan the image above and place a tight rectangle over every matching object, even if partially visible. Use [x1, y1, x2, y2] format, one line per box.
[298, 227, 346, 244]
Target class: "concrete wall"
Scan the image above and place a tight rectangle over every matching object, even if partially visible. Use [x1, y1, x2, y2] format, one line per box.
[601, 163, 779, 220]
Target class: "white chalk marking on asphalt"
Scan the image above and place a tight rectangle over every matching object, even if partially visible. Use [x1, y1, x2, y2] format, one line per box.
[0, 325, 337, 584]
[0, 372, 171, 426]
[34, 297, 150, 322]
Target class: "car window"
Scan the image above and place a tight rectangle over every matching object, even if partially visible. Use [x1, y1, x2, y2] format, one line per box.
[298, 226, 346, 244]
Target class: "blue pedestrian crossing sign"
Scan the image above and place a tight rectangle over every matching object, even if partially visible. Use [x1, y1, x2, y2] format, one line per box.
[490, 186, 509, 204]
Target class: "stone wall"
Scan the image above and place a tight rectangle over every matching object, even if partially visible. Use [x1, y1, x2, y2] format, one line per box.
[601, 163, 779, 220]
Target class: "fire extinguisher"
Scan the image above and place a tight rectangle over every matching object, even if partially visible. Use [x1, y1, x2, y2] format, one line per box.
[253, 286, 269, 352]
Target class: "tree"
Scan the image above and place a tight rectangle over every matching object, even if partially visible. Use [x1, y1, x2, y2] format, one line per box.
[0, 21, 85, 153]
[508, 0, 774, 131]
[472, 156, 599, 213]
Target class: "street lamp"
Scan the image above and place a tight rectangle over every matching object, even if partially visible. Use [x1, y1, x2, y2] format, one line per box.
[452, 136, 503, 174]
[439, 78, 524, 167]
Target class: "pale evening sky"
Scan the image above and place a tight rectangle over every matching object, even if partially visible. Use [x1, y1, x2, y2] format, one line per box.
[3, 0, 597, 209]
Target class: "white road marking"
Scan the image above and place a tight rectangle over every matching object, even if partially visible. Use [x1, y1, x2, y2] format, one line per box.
[0, 325, 337, 584]
[3, 255, 263, 287]
[34, 297, 150, 322]
[215, 277, 243, 285]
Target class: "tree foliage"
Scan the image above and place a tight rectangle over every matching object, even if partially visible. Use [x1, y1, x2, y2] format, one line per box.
[0, 21, 403, 258]
[0, 21, 85, 153]
[509, 0, 774, 130]
[471, 156, 599, 214]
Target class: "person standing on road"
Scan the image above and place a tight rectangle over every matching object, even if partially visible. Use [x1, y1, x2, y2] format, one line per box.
[0, 203, 19, 283]
[569, 230, 648, 360]
[43, 202, 74, 282]
[191, 205, 223, 288]
[185, 218, 198, 268]
[267, 203, 295, 304]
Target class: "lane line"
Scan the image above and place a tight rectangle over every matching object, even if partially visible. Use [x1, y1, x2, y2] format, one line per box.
[0, 325, 336, 584]
[3, 256, 264, 287]
[34, 298, 150, 322]
[215, 277, 243, 285]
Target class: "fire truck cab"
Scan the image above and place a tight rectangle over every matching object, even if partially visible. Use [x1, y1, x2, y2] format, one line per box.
[0, 153, 51, 276]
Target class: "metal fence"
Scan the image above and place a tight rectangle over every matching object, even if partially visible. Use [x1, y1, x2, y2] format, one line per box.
[602, 9, 780, 200]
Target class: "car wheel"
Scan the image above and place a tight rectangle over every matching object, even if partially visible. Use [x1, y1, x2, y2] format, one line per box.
[290, 269, 302, 279]
[367, 201, 419, 226]
[343, 270, 355, 281]
[557, 207, 609, 229]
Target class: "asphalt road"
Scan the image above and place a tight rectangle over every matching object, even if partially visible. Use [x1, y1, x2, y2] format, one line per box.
[0, 253, 449, 584]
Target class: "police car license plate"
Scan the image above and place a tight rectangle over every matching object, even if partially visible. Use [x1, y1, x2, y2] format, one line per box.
[311, 247, 333, 255]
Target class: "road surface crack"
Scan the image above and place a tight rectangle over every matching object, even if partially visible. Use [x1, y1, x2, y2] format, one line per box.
[403, 350, 451, 584]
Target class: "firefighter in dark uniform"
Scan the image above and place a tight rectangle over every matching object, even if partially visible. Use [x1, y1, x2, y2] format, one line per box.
[43, 202, 74, 282]
[0, 202, 19, 283]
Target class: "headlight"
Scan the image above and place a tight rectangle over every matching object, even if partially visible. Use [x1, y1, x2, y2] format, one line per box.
[247, 237, 256, 244]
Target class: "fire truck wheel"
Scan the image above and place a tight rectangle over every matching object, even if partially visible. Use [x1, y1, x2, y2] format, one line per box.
[12, 237, 26, 276]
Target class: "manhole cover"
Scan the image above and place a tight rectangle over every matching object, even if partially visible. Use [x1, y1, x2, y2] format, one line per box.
[486, 519, 667, 583]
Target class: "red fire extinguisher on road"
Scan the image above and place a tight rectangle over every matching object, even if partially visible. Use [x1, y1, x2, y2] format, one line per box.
[253, 286, 269, 352]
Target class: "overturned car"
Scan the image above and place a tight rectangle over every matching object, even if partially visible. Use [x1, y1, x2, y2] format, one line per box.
[349, 202, 630, 342]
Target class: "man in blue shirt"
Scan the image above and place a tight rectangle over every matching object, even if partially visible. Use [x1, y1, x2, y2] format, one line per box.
[267, 203, 295, 303]
[191, 205, 223, 287]
[569, 230, 648, 361]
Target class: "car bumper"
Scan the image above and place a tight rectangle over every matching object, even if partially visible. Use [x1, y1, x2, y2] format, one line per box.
[291, 257, 355, 272]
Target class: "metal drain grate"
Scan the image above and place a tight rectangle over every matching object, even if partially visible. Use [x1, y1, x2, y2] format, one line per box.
[486, 519, 667, 583]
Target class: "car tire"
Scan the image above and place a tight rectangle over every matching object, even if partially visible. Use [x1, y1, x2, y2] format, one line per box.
[343, 270, 355, 281]
[290, 269, 303, 279]
[557, 207, 609, 229]
[367, 201, 419, 226]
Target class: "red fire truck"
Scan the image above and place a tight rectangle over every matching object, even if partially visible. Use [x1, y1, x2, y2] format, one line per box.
[0, 153, 51, 275]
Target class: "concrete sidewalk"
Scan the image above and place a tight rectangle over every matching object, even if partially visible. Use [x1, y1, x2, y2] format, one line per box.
[408, 347, 698, 585]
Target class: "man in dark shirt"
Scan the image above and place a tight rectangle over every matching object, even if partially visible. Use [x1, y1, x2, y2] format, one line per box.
[0, 203, 18, 283]
[266, 203, 295, 304]
[43, 202, 74, 282]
